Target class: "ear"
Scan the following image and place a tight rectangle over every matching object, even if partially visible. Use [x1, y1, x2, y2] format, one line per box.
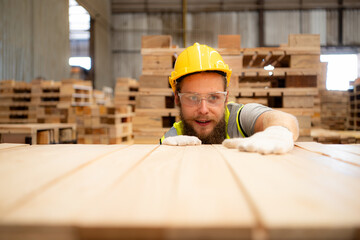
[225, 90, 229, 103]
[175, 92, 180, 106]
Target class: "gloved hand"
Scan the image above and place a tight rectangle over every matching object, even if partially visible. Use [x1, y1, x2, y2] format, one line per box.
[222, 126, 294, 154]
[162, 135, 202, 146]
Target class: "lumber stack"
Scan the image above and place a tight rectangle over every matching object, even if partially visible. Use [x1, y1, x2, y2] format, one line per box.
[0, 80, 36, 124]
[0, 123, 76, 144]
[136, 34, 323, 143]
[114, 77, 139, 112]
[31, 80, 62, 123]
[222, 34, 322, 141]
[0, 143, 359, 239]
[134, 35, 179, 143]
[58, 79, 93, 108]
[0, 79, 134, 144]
[311, 128, 360, 144]
[348, 78, 360, 130]
[320, 90, 348, 130]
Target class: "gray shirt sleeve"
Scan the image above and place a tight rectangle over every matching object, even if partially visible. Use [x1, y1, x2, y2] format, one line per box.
[239, 103, 272, 136]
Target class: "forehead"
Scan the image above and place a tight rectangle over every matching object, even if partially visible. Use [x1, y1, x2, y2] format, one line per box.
[180, 72, 225, 93]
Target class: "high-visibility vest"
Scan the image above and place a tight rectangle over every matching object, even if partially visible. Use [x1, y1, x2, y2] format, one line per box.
[160, 102, 247, 144]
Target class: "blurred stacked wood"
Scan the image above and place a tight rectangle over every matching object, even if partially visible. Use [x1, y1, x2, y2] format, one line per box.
[320, 90, 348, 130]
[0, 123, 76, 144]
[0, 80, 36, 123]
[93, 87, 113, 106]
[31, 79, 62, 123]
[114, 77, 139, 112]
[0, 79, 134, 145]
[58, 79, 93, 108]
[105, 105, 134, 144]
[347, 78, 360, 130]
[134, 35, 179, 144]
[311, 128, 360, 144]
[222, 34, 322, 141]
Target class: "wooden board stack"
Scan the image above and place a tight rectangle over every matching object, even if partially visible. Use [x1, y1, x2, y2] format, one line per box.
[0, 123, 76, 144]
[114, 77, 139, 112]
[320, 90, 349, 130]
[134, 35, 179, 143]
[311, 128, 360, 144]
[31, 79, 62, 123]
[58, 79, 93, 108]
[222, 34, 322, 141]
[135, 34, 323, 143]
[348, 78, 360, 130]
[70, 104, 134, 145]
[0, 80, 36, 124]
[0, 143, 359, 239]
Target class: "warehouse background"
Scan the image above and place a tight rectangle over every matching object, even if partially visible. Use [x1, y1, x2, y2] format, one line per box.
[1, 0, 360, 89]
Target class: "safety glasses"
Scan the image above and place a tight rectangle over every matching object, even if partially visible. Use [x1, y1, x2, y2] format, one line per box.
[177, 91, 227, 107]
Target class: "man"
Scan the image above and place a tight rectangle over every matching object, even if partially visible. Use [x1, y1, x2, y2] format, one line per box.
[160, 43, 299, 154]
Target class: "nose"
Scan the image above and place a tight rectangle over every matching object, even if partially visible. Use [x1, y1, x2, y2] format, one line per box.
[198, 99, 209, 114]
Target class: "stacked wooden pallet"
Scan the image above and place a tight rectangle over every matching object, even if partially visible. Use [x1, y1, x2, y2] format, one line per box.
[75, 105, 134, 144]
[114, 77, 139, 112]
[0, 123, 76, 144]
[136, 34, 323, 143]
[31, 80, 62, 123]
[348, 78, 360, 130]
[58, 79, 93, 108]
[0, 80, 36, 123]
[222, 34, 322, 141]
[311, 128, 360, 144]
[134, 36, 179, 143]
[320, 90, 348, 130]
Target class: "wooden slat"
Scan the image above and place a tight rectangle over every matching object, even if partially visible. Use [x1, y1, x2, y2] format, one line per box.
[0, 144, 28, 150]
[167, 145, 254, 237]
[214, 144, 360, 239]
[295, 142, 360, 166]
[0, 144, 126, 218]
[1, 145, 158, 226]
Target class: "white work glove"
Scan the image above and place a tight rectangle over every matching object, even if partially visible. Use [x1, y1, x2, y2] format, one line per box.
[162, 135, 202, 146]
[222, 126, 294, 154]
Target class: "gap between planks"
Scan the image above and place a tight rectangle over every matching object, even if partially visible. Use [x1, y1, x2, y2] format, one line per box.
[295, 142, 360, 167]
[212, 145, 269, 240]
[0, 144, 133, 219]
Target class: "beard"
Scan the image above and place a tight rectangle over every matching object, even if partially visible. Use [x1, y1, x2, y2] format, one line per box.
[179, 105, 226, 144]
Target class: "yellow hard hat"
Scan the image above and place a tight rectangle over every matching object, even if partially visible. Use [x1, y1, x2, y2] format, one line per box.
[169, 42, 232, 92]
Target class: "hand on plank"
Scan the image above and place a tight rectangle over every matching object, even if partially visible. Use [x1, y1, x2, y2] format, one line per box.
[162, 135, 202, 146]
[222, 126, 294, 154]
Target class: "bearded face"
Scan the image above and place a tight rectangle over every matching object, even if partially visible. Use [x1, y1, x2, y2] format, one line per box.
[180, 103, 226, 144]
[175, 72, 228, 144]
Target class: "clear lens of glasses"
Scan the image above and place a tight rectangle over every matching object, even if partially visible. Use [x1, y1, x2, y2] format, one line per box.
[178, 91, 227, 106]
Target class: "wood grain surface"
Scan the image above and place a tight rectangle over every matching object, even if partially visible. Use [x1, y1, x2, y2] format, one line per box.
[0, 143, 359, 240]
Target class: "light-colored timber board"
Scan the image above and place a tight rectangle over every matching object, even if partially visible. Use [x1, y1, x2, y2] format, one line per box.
[295, 142, 360, 166]
[0, 143, 29, 150]
[0, 143, 359, 239]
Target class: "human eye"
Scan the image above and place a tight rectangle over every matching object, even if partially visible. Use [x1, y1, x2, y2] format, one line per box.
[185, 94, 198, 102]
[208, 93, 221, 101]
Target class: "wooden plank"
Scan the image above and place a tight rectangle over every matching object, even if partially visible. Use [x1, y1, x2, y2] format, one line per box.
[139, 75, 169, 88]
[218, 35, 241, 49]
[288, 34, 320, 48]
[1, 145, 158, 225]
[295, 142, 360, 167]
[79, 145, 254, 239]
[141, 35, 172, 48]
[0, 144, 125, 218]
[169, 145, 255, 225]
[290, 55, 320, 69]
[214, 144, 360, 239]
[0, 144, 28, 150]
